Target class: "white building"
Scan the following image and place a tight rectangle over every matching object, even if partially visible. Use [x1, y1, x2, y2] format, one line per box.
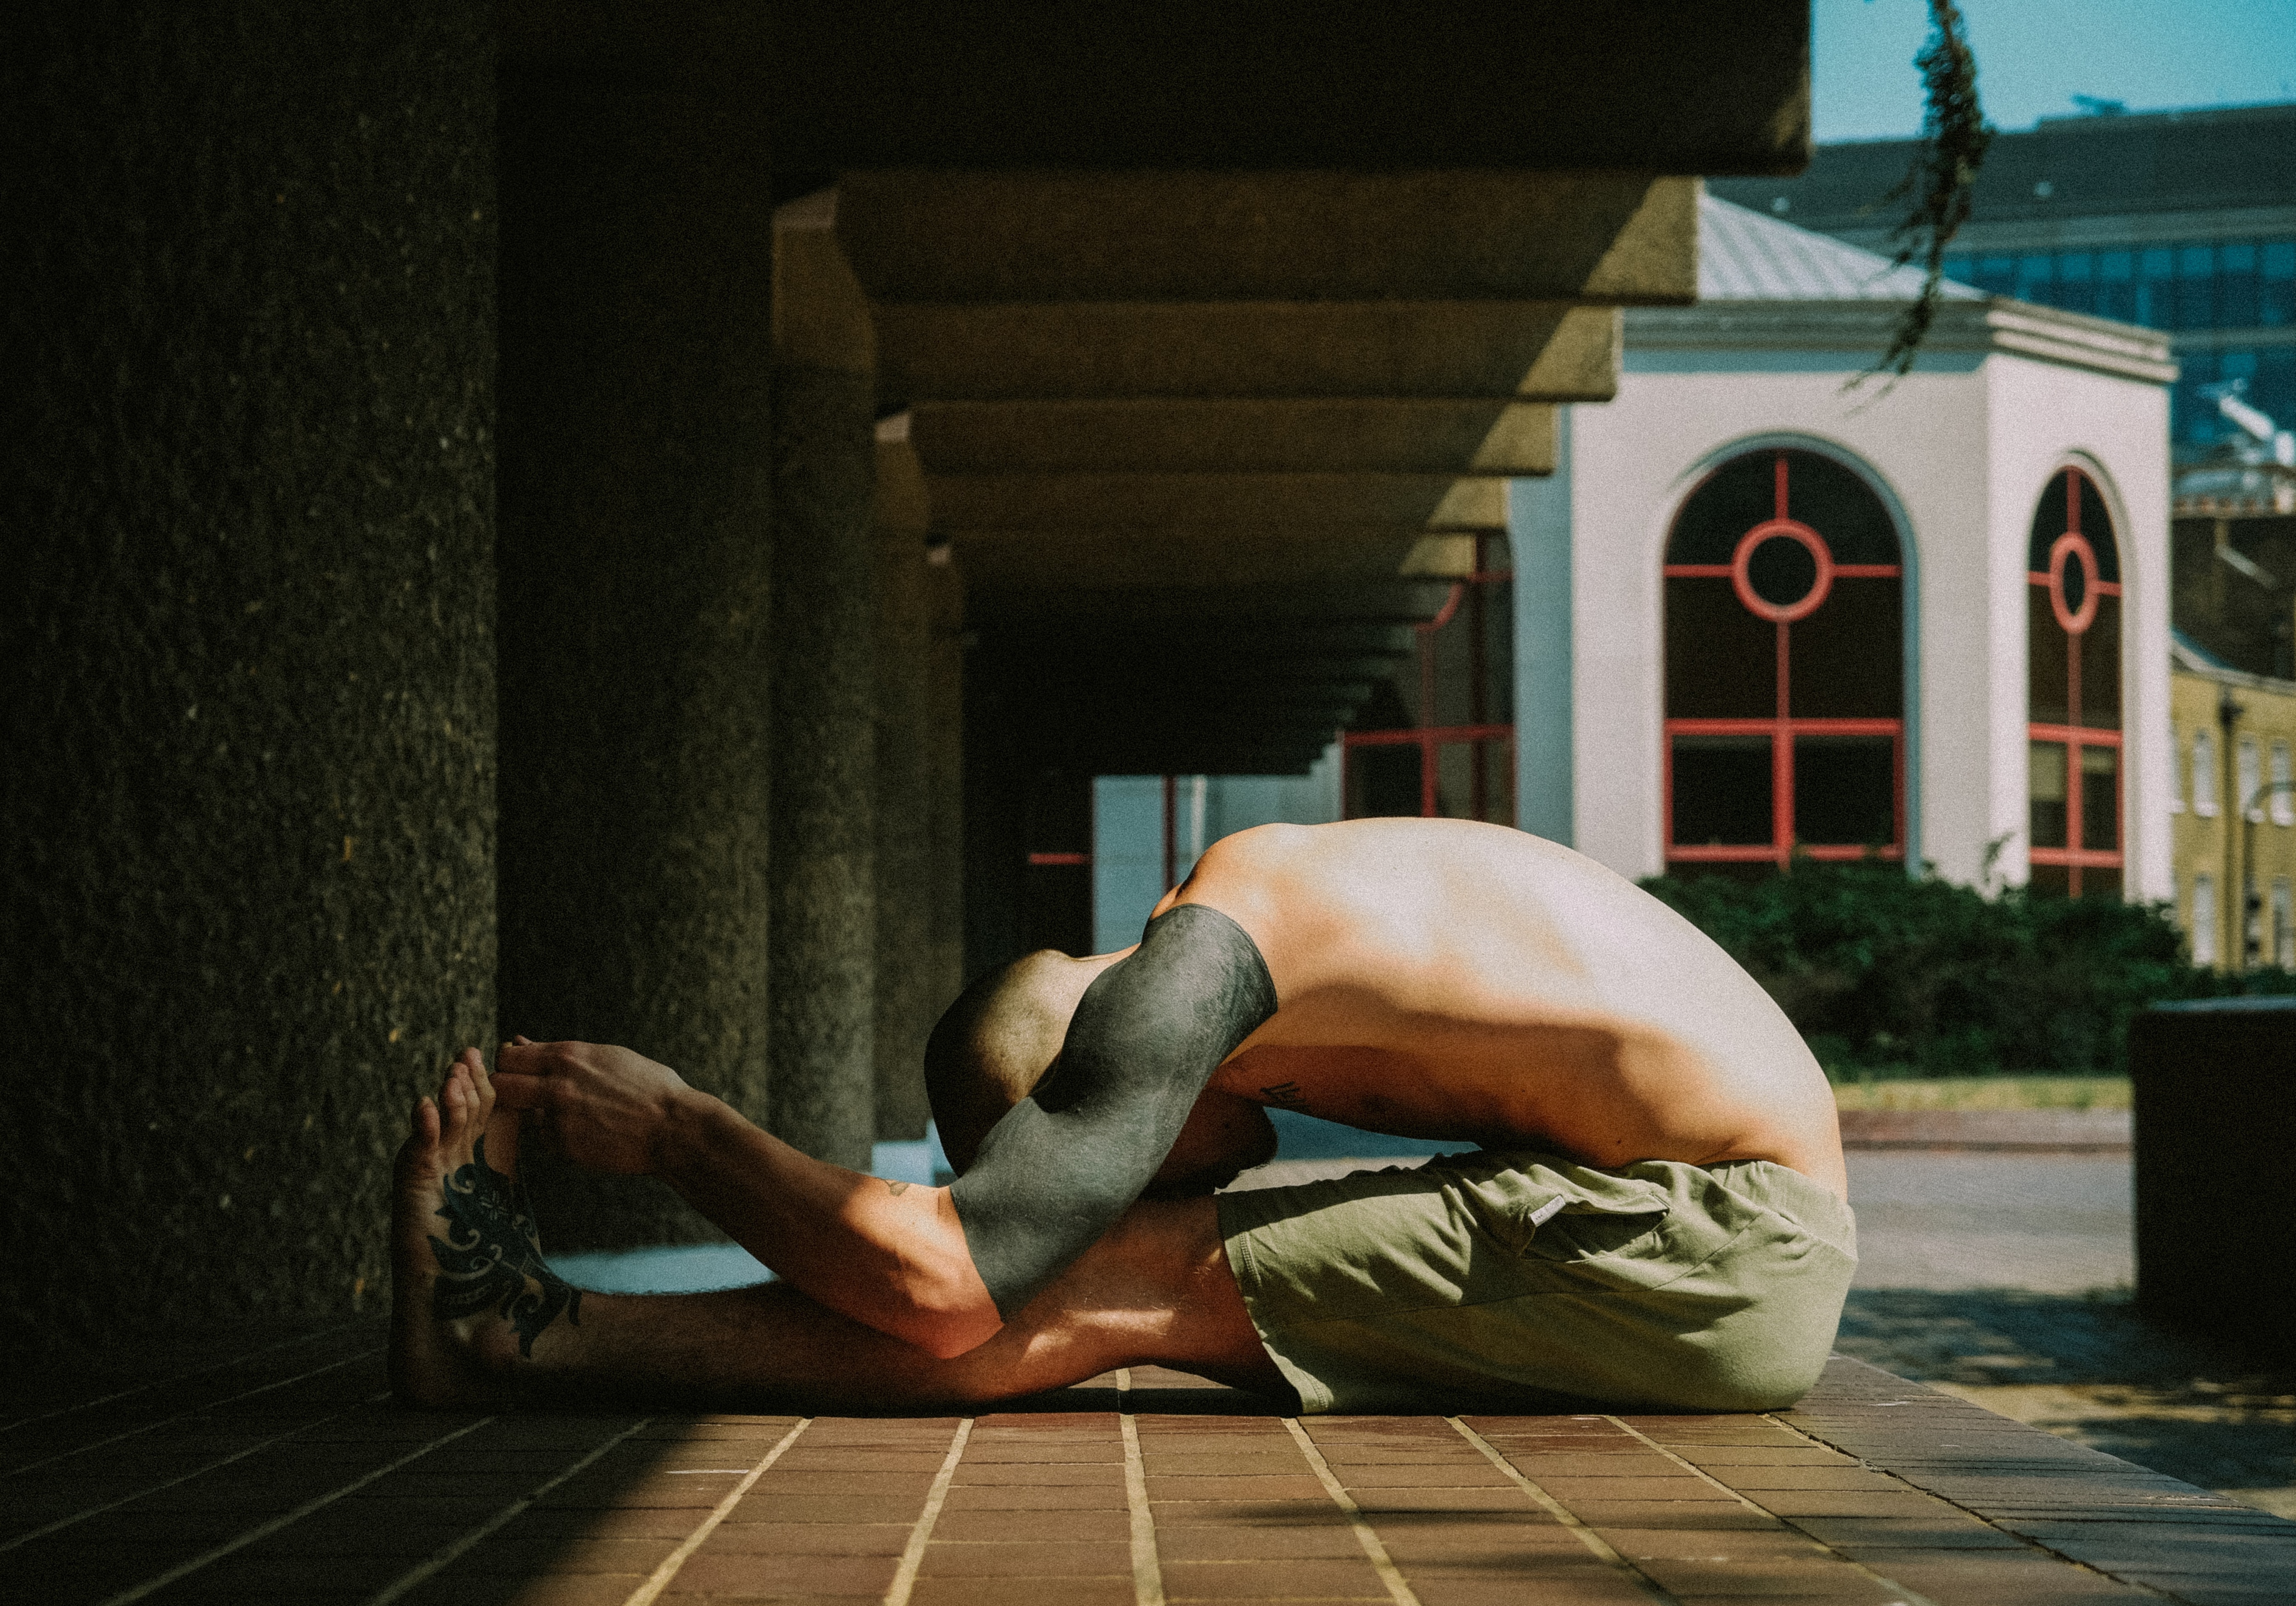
[1514, 193, 2178, 897]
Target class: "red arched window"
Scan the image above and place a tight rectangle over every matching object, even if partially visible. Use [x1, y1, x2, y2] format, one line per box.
[2027, 467, 2122, 898]
[1664, 448, 1904, 872]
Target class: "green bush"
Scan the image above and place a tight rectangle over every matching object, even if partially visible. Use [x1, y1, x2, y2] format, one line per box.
[1639, 860, 2296, 1077]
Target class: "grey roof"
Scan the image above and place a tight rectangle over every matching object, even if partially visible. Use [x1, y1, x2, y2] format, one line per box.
[1698, 192, 1984, 302]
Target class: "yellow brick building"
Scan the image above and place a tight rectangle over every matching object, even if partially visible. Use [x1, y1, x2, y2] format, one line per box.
[2170, 634, 2296, 966]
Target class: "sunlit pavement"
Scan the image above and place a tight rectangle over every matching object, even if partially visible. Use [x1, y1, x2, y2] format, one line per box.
[1825, 1148, 2296, 1522]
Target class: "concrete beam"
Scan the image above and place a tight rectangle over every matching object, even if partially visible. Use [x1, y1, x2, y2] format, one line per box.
[985, 620, 1419, 659]
[839, 171, 1697, 306]
[929, 473, 1509, 532]
[969, 579, 1457, 626]
[954, 530, 1479, 591]
[909, 400, 1554, 478]
[875, 302, 1618, 405]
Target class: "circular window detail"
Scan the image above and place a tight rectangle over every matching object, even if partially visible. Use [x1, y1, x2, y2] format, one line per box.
[2048, 531, 2099, 635]
[1730, 519, 1834, 622]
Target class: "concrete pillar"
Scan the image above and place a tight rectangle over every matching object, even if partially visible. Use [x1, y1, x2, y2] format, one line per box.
[3, 3, 496, 1347]
[495, 68, 775, 1247]
[928, 557, 970, 1011]
[872, 418, 934, 1140]
[768, 194, 878, 1167]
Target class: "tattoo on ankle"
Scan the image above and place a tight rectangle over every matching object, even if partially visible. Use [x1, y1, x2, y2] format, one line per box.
[429, 1136, 580, 1357]
[1260, 1080, 1307, 1108]
[883, 1178, 912, 1195]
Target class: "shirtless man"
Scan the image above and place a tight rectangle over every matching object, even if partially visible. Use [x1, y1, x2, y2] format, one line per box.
[391, 818, 1854, 1414]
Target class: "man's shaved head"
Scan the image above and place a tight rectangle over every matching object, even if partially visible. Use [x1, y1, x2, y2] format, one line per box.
[924, 949, 1099, 1172]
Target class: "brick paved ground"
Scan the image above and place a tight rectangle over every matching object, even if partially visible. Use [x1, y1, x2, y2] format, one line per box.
[7, 1321, 2295, 1605]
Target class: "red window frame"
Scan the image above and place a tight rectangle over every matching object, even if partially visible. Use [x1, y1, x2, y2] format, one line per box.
[1664, 452, 1905, 870]
[1339, 545, 1514, 822]
[2026, 465, 2122, 896]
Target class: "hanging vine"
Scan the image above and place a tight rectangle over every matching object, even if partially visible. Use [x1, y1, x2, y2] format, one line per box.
[1855, 0, 1995, 387]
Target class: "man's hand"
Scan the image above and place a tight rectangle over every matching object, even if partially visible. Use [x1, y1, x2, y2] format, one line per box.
[491, 1037, 697, 1176]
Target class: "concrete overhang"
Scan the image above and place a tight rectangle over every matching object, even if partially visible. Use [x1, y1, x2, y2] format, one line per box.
[769, 1, 1810, 175]
[544, 0, 1817, 773]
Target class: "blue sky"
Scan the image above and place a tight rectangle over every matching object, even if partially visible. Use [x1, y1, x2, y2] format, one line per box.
[1815, 0, 2296, 141]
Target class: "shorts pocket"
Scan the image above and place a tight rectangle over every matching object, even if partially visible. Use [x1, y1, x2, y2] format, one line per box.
[1447, 1153, 1673, 1258]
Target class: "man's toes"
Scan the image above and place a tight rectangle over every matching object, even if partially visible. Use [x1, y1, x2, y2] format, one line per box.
[481, 1101, 522, 1178]
[438, 1065, 474, 1151]
[394, 1096, 442, 1180]
[466, 1048, 498, 1125]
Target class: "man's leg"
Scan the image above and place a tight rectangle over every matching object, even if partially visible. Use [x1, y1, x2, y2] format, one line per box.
[390, 1054, 1286, 1410]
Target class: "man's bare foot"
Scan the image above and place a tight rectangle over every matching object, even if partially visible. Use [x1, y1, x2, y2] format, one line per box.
[390, 1048, 582, 1407]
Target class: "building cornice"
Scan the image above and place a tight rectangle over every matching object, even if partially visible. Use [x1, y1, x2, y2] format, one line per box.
[2172, 641, 2296, 700]
[1624, 297, 2176, 384]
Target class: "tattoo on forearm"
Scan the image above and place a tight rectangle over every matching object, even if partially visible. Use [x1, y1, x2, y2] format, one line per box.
[429, 1136, 580, 1357]
[1260, 1080, 1307, 1108]
[883, 1178, 912, 1195]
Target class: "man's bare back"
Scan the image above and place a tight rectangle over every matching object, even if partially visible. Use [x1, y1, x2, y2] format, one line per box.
[1164, 819, 1847, 1199]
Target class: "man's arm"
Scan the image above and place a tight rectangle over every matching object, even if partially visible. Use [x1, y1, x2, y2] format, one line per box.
[491, 1040, 1002, 1357]
[951, 904, 1278, 1319]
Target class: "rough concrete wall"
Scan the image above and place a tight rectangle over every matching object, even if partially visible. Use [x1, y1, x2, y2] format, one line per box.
[874, 520, 934, 1141]
[495, 73, 776, 1250]
[1, 3, 496, 1348]
[769, 366, 878, 1167]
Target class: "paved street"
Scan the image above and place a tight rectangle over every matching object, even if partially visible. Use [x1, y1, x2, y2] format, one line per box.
[1845, 1150, 2133, 1292]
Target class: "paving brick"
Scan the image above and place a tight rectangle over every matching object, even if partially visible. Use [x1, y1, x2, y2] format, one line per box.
[1626, 1555, 1903, 1597]
[1321, 1466, 1512, 1490]
[1350, 1486, 1546, 1512]
[1160, 1557, 1390, 1598]
[1142, 1453, 1310, 1477]
[1849, 1551, 2156, 1600]
[1494, 1454, 1688, 1479]
[1596, 1528, 1830, 1562]
[1148, 1499, 1345, 1526]
[1404, 1572, 1658, 1606]
[1372, 1527, 1588, 1566]
[1709, 1466, 1915, 1492]
[918, 1539, 1130, 1577]
[663, 1550, 903, 1595]
[930, 1508, 1132, 1543]
[692, 1521, 912, 1554]
[908, 1577, 1136, 1606]
[1782, 1515, 2027, 1550]
[1146, 1473, 1330, 1501]
[775, 1449, 951, 1472]
[1155, 1523, 1368, 1560]
[966, 1413, 1117, 1431]
[941, 1482, 1127, 1510]
[1572, 1500, 1784, 1529]
[1739, 1489, 1955, 1518]
[953, 1461, 1125, 1485]
[718, 1495, 930, 1524]
[959, 1443, 1124, 1464]
[748, 1471, 937, 1497]
[1531, 1474, 1724, 1502]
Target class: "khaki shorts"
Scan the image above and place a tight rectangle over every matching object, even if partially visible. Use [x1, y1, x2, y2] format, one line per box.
[1218, 1150, 1857, 1414]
